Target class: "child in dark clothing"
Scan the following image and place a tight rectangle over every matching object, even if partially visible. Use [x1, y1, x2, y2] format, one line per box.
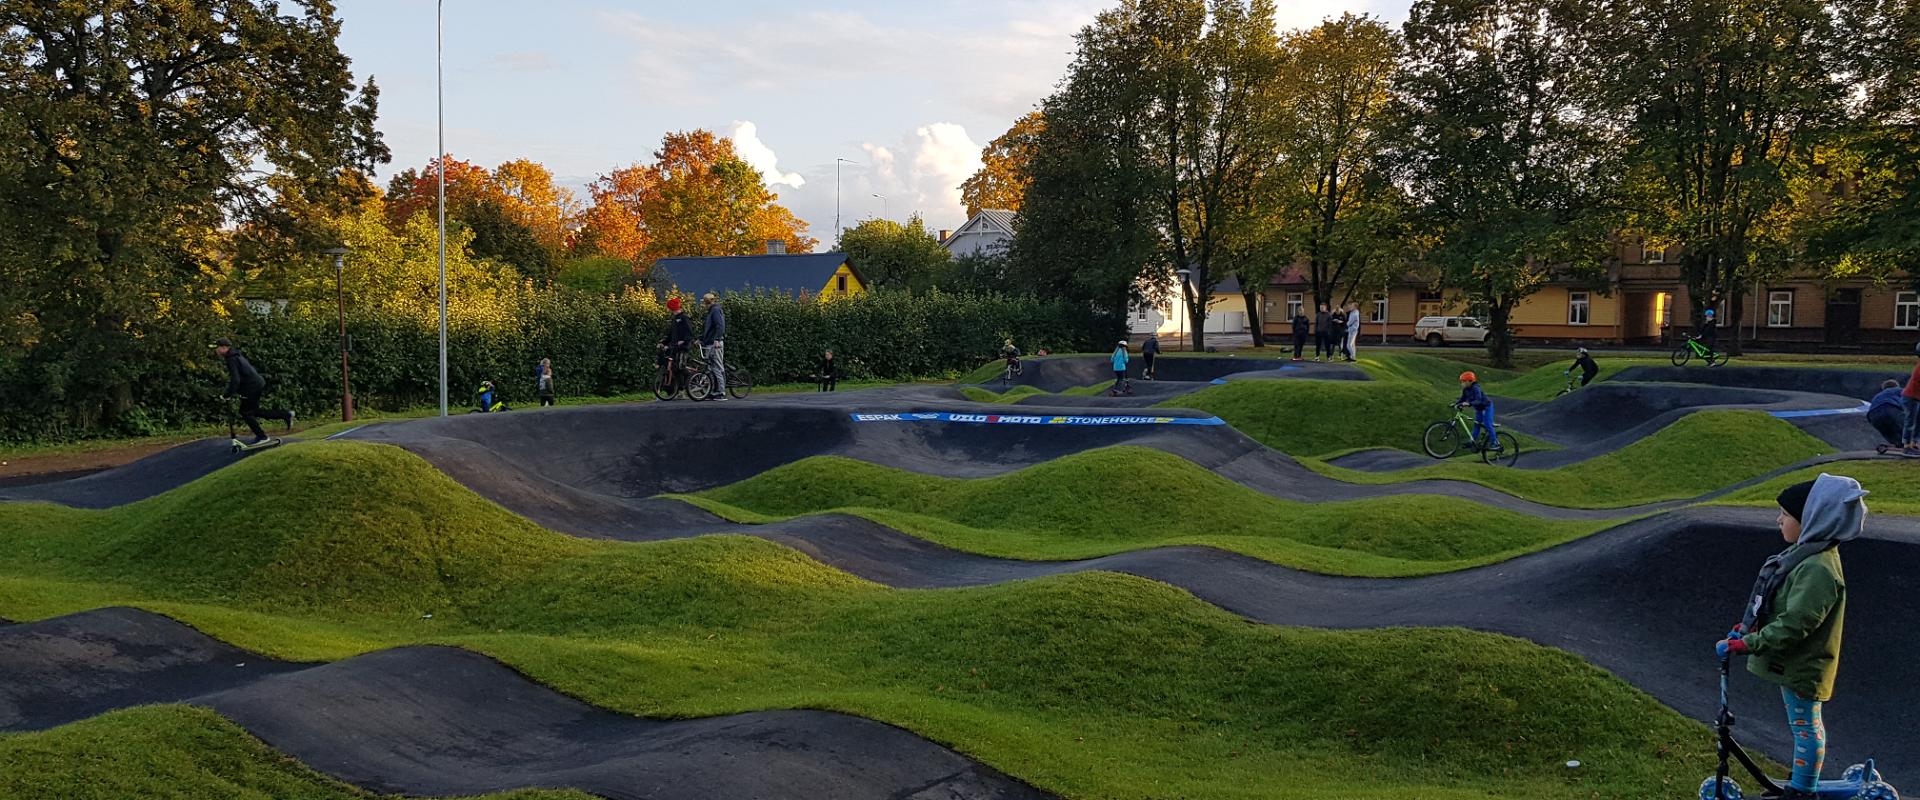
[1868, 379, 1904, 448]
[1567, 348, 1599, 387]
[1456, 371, 1496, 449]
[1291, 313, 1309, 361]
[819, 350, 838, 392]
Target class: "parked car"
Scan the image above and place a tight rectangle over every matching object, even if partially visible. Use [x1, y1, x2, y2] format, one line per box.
[1414, 315, 1489, 347]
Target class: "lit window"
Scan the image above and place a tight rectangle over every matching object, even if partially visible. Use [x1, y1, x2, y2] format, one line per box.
[1768, 290, 1793, 328]
[1286, 292, 1304, 321]
[1898, 292, 1920, 330]
[1568, 291, 1590, 325]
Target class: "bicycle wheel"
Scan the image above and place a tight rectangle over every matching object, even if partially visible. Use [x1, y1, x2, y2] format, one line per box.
[1481, 431, 1520, 467]
[1670, 346, 1692, 367]
[687, 371, 714, 401]
[1422, 421, 1461, 459]
[1553, 383, 1574, 399]
[727, 368, 753, 399]
[1706, 351, 1728, 367]
[652, 366, 677, 401]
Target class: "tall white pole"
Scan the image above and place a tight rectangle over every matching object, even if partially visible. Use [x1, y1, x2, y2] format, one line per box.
[436, 0, 449, 417]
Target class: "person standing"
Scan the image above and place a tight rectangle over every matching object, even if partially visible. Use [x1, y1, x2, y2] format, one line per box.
[537, 358, 556, 407]
[1313, 304, 1333, 362]
[662, 297, 693, 393]
[1110, 339, 1131, 394]
[214, 337, 293, 444]
[1141, 333, 1160, 380]
[819, 350, 838, 392]
[1344, 302, 1362, 362]
[1328, 307, 1347, 362]
[700, 292, 727, 401]
[1902, 343, 1920, 456]
[1290, 310, 1309, 361]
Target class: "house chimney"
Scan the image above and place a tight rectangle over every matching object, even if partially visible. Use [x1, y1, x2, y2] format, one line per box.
[938, 229, 953, 243]
[766, 239, 786, 255]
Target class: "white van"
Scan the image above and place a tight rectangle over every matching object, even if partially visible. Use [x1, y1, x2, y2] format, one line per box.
[1413, 316, 1489, 346]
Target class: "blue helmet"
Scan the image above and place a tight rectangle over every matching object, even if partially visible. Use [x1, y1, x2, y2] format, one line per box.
[1703, 308, 1716, 318]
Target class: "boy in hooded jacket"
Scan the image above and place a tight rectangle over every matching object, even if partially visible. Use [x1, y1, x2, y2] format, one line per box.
[1716, 475, 1866, 800]
[1456, 371, 1496, 449]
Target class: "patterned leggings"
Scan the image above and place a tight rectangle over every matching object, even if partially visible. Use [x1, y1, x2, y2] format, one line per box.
[1782, 687, 1826, 792]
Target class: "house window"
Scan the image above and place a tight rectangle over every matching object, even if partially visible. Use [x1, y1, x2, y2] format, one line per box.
[1416, 291, 1444, 319]
[1644, 245, 1666, 264]
[1767, 290, 1794, 328]
[1898, 292, 1920, 330]
[1137, 304, 1149, 321]
[837, 274, 848, 293]
[1371, 296, 1387, 323]
[1568, 291, 1590, 325]
[1286, 292, 1304, 321]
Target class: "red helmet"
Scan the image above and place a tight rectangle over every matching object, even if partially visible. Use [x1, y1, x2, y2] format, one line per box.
[667, 297, 682, 312]
[1459, 371, 1477, 383]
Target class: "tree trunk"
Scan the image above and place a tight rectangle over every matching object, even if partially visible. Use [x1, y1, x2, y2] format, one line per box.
[1187, 294, 1209, 352]
[1486, 300, 1516, 369]
[1242, 287, 1265, 347]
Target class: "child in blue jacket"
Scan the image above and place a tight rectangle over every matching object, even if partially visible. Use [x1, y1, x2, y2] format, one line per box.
[1111, 340, 1130, 383]
[1457, 371, 1496, 449]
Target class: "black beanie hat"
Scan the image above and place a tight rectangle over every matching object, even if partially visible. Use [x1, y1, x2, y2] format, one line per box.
[1777, 479, 1816, 522]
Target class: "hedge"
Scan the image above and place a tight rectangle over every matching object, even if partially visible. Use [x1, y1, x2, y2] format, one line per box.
[0, 288, 1113, 442]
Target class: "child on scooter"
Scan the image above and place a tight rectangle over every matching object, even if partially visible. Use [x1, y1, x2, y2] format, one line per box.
[1716, 475, 1866, 800]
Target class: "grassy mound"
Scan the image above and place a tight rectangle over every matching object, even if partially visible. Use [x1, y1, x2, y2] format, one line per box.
[688, 446, 1605, 575]
[1720, 460, 1920, 515]
[0, 706, 587, 800]
[961, 382, 1116, 403]
[1309, 411, 1832, 507]
[0, 441, 1726, 799]
[1164, 378, 1553, 457]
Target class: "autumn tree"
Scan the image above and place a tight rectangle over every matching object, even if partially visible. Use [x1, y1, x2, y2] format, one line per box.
[638, 129, 815, 265]
[382, 156, 579, 283]
[1595, 0, 1845, 352]
[573, 165, 652, 265]
[1392, 0, 1621, 368]
[959, 111, 1045, 217]
[0, 0, 386, 429]
[836, 215, 953, 291]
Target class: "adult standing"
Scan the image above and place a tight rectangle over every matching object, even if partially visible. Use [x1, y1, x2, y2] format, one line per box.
[1902, 343, 1920, 456]
[1344, 302, 1362, 362]
[537, 358, 556, 407]
[1328, 307, 1348, 363]
[214, 337, 293, 444]
[701, 292, 727, 401]
[1141, 333, 1160, 380]
[1290, 310, 1309, 361]
[1313, 304, 1333, 362]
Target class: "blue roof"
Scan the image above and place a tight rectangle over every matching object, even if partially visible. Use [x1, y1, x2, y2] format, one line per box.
[652, 252, 858, 299]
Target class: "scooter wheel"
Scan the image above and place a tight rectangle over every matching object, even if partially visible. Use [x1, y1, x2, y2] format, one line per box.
[1857, 783, 1899, 800]
[1699, 775, 1744, 800]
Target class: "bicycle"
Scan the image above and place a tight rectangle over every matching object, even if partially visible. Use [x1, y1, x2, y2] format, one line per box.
[1107, 378, 1134, 397]
[1671, 334, 1728, 367]
[652, 349, 713, 401]
[685, 346, 753, 399]
[1422, 404, 1520, 466]
[1000, 355, 1023, 386]
[1552, 372, 1581, 398]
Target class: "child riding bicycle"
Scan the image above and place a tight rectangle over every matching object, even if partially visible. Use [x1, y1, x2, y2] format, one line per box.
[1457, 371, 1498, 451]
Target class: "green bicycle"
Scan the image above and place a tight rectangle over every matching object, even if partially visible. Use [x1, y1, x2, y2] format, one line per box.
[1422, 404, 1520, 466]
[1671, 334, 1728, 367]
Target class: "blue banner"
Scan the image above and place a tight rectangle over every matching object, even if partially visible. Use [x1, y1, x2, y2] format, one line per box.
[1769, 402, 1869, 419]
[848, 412, 1227, 426]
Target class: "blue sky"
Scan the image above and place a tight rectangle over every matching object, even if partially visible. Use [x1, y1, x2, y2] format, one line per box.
[334, 0, 1412, 243]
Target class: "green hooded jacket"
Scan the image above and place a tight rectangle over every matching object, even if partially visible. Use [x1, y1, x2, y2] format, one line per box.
[1743, 548, 1846, 700]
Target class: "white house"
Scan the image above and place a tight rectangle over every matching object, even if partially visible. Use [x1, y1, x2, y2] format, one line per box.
[1128, 273, 1251, 336]
[941, 209, 1017, 258]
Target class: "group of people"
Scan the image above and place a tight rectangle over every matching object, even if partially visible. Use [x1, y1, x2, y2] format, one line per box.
[658, 293, 731, 400]
[1864, 342, 1920, 455]
[1286, 303, 1366, 363]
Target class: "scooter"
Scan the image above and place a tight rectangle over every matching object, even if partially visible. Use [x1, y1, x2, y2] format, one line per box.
[226, 401, 282, 453]
[1699, 656, 1898, 800]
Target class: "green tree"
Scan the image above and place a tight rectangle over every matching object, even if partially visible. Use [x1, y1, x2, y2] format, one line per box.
[1596, 0, 1846, 352]
[1392, 0, 1620, 367]
[835, 215, 953, 291]
[959, 112, 1045, 217]
[0, 0, 386, 429]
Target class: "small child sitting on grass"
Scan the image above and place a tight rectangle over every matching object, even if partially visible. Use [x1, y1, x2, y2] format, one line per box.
[1717, 475, 1865, 800]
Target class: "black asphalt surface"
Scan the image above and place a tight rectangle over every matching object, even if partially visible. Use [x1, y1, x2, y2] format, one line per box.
[0, 438, 252, 508]
[993, 354, 1362, 392]
[0, 607, 1048, 800]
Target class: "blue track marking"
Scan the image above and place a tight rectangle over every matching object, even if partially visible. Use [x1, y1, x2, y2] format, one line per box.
[1769, 402, 1870, 419]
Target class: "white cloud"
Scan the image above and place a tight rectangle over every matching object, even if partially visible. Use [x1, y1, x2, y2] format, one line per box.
[730, 120, 805, 188]
[844, 124, 982, 228]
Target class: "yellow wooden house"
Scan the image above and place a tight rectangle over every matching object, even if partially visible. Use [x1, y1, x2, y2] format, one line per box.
[653, 251, 867, 302]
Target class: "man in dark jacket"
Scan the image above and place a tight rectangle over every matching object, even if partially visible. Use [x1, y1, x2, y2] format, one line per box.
[1290, 312, 1309, 361]
[215, 338, 293, 443]
[1313, 304, 1333, 362]
[700, 292, 728, 400]
[1141, 333, 1160, 379]
[1328, 309, 1348, 362]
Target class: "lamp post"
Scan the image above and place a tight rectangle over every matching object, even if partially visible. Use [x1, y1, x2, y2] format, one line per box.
[1175, 269, 1192, 351]
[835, 157, 857, 240]
[872, 193, 888, 220]
[323, 247, 353, 422]
[435, 0, 449, 417]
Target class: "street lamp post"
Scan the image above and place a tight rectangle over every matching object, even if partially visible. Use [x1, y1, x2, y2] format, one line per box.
[436, 0, 449, 417]
[1175, 269, 1192, 352]
[324, 247, 353, 422]
[835, 157, 857, 240]
[872, 193, 887, 220]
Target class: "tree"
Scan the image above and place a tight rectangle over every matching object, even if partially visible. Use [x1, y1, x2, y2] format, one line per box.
[0, 0, 385, 428]
[960, 112, 1045, 217]
[1392, 0, 1620, 368]
[1596, 0, 1846, 352]
[573, 165, 652, 266]
[836, 216, 953, 291]
[1267, 14, 1404, 314]
[383, 156, 578, 282]
[636, 130, 816, 267]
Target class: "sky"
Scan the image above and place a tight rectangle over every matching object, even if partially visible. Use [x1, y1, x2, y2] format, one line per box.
[334, 0, 1413, 246]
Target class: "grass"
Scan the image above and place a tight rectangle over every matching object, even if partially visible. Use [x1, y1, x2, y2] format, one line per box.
[1164, 376, 1552, 458]
[0, 440, 1728, 800]
[1718, 460, 1920, 516]
[683, 446, 1608, 576]
[960, 382, 1117, 403]
[0, 706, 590, 800]
[1306, 411, 1833, 508]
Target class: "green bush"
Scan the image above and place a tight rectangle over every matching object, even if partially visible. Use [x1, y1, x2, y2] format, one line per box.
[0, 288, 1111, 442]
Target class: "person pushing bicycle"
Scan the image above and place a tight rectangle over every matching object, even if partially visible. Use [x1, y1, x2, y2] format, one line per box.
[1456, 371, 1498, 451]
